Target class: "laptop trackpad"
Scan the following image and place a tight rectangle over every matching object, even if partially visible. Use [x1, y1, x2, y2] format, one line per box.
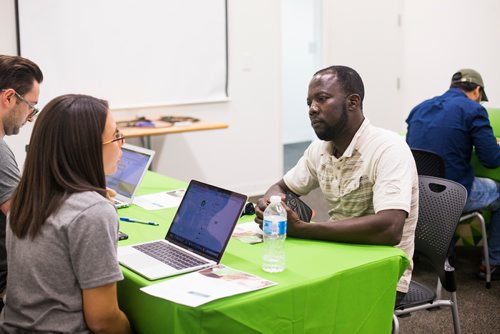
[118, 248, 176, 275]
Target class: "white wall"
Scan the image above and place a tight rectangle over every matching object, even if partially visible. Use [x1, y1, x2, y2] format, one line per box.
[402, 0, 500, 118]
[320, 0, 500, 134]
[322, 0, 404, 132]
[0, 0, 16, 55]
[3, 0, 500, 196]
[281, 0, 321, 144]
[1, 0, 36, 166]
[0, 0, 283, 196]
[282, 0, 405, 143]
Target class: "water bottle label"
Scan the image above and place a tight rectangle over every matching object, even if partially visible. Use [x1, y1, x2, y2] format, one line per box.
[263, 219, 273, 235]
[278, 220, 287, 235]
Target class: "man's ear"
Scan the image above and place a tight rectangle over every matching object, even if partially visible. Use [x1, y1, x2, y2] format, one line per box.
[474, 85, 482, 101]
[346, 94, 361, 110]
[466, 86, 482, 103]
[1, 89, 15, 106]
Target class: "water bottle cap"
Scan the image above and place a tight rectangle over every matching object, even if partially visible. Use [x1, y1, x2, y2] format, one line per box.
[270, 195, 281, 203]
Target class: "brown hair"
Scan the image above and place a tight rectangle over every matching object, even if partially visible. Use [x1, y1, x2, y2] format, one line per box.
[9, 94, 109, 239]
[0, 55, 43, 95]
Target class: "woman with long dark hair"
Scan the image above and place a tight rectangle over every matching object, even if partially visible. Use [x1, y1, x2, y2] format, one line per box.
[0, 94, 131, 333]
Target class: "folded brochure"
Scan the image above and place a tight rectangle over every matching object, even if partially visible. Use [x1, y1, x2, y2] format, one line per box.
[141, 264, 276, 307]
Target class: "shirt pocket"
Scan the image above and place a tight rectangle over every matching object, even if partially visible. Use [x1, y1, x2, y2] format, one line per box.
[338, 174, 374, 216]
[340, 172, 361, 197]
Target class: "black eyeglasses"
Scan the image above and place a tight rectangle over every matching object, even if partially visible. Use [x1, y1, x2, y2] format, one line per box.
[1, 89, 39, 119]
[103, 129, 125, 146]
[13, 91, 40, 119]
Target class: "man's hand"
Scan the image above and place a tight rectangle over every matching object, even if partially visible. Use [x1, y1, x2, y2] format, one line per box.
[254, 197, 270, 227]
[282, 202, 303, 236]
[254, 179, 291, 227]
[255, 193, 287, 227]
[255, 196, 303, 235]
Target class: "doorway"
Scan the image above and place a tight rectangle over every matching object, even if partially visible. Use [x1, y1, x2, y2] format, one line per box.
[282, 0, 323, 172]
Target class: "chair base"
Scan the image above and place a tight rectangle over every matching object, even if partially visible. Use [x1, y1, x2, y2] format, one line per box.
[394, 281, 461, 334]
[460, 211, 491, 288]
[395, 297, 461, 334]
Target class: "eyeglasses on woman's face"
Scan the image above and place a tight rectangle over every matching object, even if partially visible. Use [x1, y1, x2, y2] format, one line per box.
[103, 129, 125, 146]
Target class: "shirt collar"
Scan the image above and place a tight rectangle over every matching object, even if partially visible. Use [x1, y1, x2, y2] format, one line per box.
[321, 118, 371, 159]
[448, 87, 468, 98]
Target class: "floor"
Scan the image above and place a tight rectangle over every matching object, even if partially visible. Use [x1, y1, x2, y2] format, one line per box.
[398, 246, 500, 333]
[277, 141, 500, 333]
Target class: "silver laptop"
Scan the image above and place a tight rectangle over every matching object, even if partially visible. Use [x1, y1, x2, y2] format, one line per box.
[106, 143, 155, 209]
[118, 180, 247, 280]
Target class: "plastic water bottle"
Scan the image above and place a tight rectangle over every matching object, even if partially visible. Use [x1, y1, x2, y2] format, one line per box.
[262, 195, 287, 273]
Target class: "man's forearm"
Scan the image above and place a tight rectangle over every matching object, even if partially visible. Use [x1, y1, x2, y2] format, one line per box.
[263, 179, 290, 199]
[289, 210, 406, 246]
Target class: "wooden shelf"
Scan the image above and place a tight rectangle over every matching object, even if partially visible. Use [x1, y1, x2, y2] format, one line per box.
[120, 121, 228, 139]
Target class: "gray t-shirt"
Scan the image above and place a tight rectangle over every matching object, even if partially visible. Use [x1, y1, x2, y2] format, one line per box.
[0, 191, 123, 333]
[0, 139, 21, 291]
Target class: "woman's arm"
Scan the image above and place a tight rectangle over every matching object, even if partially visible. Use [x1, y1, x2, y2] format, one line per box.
[83, 282, 132, 334]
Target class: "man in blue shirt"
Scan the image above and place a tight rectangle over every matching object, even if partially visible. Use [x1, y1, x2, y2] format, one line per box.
[406, 68, 500, 280]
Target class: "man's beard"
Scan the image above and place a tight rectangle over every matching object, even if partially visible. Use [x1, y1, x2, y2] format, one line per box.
[314, 105, 348, 141]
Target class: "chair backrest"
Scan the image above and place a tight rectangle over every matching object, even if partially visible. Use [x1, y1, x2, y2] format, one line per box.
[411, 149, 445, 178]
[416, 176, 467, 290]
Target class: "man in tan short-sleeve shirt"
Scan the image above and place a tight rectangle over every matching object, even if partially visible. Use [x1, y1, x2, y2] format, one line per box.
[255, 65, 418, 304]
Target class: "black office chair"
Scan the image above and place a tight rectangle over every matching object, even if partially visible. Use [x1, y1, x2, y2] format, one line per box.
[393, 176, 467, 334]
[410, 148, 491, 288]
[411, 148, 445, 178]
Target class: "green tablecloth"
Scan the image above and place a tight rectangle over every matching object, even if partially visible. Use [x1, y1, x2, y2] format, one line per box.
[459, 108, 500, 245]
[471, 153, 500, 183]
[117, 172, 410, 334]
[470, 108, 500, 182]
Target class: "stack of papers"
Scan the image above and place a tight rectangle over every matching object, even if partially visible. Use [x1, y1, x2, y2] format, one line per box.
[232, 222, 263, 244]
[141, 264, 276, 307]
[134, 189, 185, 210]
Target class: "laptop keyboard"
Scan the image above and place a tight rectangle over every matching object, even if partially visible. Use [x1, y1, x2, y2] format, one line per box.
[133, 241, 209, 269]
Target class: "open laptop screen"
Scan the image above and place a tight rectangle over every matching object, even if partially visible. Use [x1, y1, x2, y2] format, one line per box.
[166, 180, 247, 261]
[106, 145, 153, 198]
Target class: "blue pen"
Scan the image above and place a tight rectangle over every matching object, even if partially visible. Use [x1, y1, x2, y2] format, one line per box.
[120, 217, 159, 226]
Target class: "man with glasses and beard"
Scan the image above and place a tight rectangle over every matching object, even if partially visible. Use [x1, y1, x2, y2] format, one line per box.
[255, 65, 418, 304]
[0, 55, 43, 309]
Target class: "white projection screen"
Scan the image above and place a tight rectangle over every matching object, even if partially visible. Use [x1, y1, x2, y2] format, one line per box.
[17, 0, 228, 109]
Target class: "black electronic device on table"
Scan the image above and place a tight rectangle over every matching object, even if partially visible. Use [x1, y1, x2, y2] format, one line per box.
[285, 192, 314, 222]
[118, 231, 129, 241]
